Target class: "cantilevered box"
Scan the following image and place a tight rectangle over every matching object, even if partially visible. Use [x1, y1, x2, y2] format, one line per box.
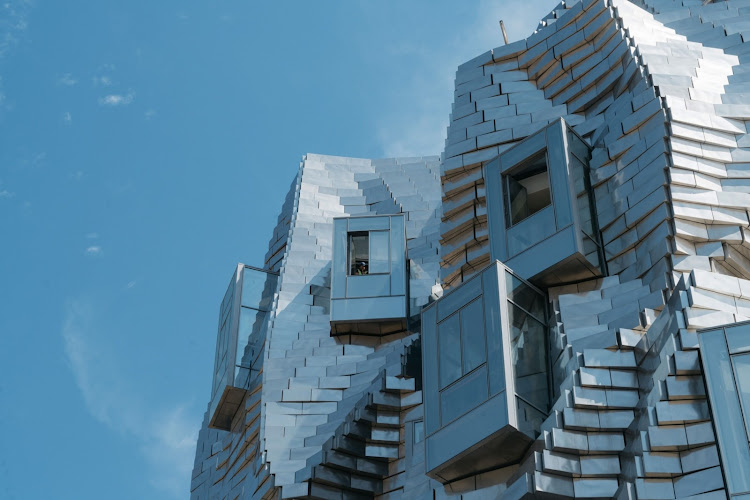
[421, 261, 551, 483]
[330, 214, 408, 335]
[485, 119, 606, 287]
[208, 264, 278, 430]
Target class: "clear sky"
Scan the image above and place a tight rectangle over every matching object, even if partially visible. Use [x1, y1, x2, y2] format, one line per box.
[0, 1, 560, 498]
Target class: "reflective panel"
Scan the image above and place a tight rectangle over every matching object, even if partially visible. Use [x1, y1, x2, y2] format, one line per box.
[369, 230, 390, 274]
[727, 323, 750, 354]
[241, 267, 277, 311]
[504, 152, 551, 227]
[414, 421, 425, 444]
[461, 298, 486, 374]
[389, 216, 406, 296]
[733, 353, 750, 439]
[505, 204, 556, 257]
[438, 314, 461, 389]
[345, 274, 391, 298]
[516, 396, 547, 438]
[700, 328, 750, 495]
[508, 302, 550, 413]
[505, 271, 545, 321]
[440, 364, 489, 425]
[348, 216, 389, 231]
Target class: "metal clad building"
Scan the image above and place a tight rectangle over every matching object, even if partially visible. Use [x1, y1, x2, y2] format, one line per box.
[191, 1, 750, 498]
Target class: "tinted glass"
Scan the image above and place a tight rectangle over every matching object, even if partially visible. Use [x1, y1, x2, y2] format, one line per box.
[727, 323, 750, 354]
[505, 271, 545, 321]
[504, 152, 551, 226]
[508, 302, 550, 413]
[414, 421, 425, 444]
[461, 298, 486, 374]
[242, 267, 276, 311]
[517, 396, 547, 438]
[438, 314, 461, 389]
[733, 353, 750, 439]
[701, 329, 750, 494]
[369, 230, 390, 274]
[349, 232, 369, 275]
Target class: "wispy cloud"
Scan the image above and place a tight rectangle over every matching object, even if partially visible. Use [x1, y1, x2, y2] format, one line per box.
[0, 189, 15, 199]
[84, 245, 102, 256]
[99, 91, 135, 107]
[0, 1, 32, 60]
[93, 75, 113, 87]
[62, 111, 72, 124]
[144, 109, 157, 120]
[85, 232, 99, 239]
[62, 299, 199, 498]
[375, 0, 559, 157]
[57, 73, 77, 86]
[126, 280, 137, 289]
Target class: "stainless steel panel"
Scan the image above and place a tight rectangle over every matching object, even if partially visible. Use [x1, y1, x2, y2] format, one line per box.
[345, 274, 390, 298]
[330, 295, 406, 322]
[440, 364, 489, 425]
[347, 216, 389, 231]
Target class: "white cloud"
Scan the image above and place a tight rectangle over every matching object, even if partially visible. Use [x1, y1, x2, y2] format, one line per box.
[144, 109, 157, 120]
[62, 111, 72, 124]
[57, 73, 77, 86]
[99, 91, 135, 107]
[0, 189, 14, 199]
[375, 0, 559, 157]
[85, 232, 99, 239]
[84, 245, 102, 256]
[62, 299, 199, 499]
[126, 280, 137, 289]
[93, 75, 113, 87]
[69, 170, 85, 180]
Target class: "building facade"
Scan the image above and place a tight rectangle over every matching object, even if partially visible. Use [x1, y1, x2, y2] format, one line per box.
[191, 0, 750, 498]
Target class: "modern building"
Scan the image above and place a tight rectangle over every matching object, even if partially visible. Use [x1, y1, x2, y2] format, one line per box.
[191, 0, 750, 498]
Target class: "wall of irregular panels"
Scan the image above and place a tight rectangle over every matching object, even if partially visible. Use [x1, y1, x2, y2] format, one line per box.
[192, 154, 443, 499]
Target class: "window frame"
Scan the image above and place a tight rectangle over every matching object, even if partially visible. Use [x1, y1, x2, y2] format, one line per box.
[346, 229, 391, 276]
[502, 150, 553, 228]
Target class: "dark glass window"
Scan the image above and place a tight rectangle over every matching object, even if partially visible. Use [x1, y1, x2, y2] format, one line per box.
[503, 152, 551, 226]
[348, 232, 369, 275]
[348, 230, 390, 275]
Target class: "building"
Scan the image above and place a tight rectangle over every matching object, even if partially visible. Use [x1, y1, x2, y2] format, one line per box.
[191, 0, 750, 498]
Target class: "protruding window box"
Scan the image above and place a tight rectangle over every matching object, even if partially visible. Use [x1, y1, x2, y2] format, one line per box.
[485, 119, 606, 287]
[421, 261, 551, 483]
[330, 215, 407, 335]
[208, 264, 278, 430]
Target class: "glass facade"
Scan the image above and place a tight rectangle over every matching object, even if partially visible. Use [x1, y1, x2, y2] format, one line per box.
[699, 322, 750, 497]
[208, 264, 278, 430]
[422, 261, 550, 483]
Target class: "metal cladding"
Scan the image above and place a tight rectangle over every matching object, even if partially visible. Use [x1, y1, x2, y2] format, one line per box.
[191, 1, 750, 499]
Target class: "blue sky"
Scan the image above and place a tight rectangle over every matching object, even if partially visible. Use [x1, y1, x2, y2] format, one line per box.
[0, 1, 559, 498]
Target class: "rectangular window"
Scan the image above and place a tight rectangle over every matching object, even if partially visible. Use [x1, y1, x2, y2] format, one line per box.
[348, 230, 390, 275]
[503, 152, 551, 227]
[348, 231, 369, 275]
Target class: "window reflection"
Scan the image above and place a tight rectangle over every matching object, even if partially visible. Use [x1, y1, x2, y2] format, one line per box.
[733, 353, 750, 439]
[508, 302, 550, 414]
[505, 271, 545, 320]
